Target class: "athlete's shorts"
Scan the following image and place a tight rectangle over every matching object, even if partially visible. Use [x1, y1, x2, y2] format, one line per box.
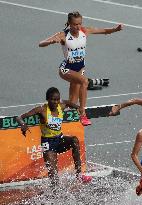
[59, 59, 85, 75]
[41, 134, 73, 153]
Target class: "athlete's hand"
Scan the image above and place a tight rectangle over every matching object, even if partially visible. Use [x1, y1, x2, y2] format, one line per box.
[39, 36, 61, 47]
[115, 24, 123, 32]
[21, 124, 30, 137]
[109, 105, 121, 116]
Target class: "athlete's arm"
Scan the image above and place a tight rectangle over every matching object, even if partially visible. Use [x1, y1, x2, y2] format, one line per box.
[16, 106, 43, 136]
[85, 24, 123, 35]
[131, 130, 142, 174]
[60, 100, 79, 111]
[110, 98, 142, 116]
[39, 32, 65, 47]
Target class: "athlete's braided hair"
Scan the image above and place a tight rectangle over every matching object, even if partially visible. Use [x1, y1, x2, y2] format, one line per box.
[64, 11, 82, 30]
[46, 87, 60, 100]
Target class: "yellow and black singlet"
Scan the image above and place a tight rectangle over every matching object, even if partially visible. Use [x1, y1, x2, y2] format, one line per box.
[40, 104, 63, 138]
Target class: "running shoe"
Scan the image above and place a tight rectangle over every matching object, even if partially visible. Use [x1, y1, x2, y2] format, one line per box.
[80, 115, 92, 126]
[80, 174, 93, 183]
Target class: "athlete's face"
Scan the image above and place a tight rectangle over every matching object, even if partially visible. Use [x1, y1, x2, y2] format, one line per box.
[48, 93, 60, 110]
[69, 17, 82, 33]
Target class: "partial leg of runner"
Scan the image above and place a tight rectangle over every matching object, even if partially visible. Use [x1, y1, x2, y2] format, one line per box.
[69, 83, 91, 126]
[136, 178, 142, 196]
[43, 151, 59, 186]
[70, 136, 82, 175]
[69, 68, 86, 104]
[59, 69, 91, 126]
[69, 82, 80, 104]
[58, 135, 92, 183]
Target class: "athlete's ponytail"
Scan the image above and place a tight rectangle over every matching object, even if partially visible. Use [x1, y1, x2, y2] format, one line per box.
[64, 11, 82, 30]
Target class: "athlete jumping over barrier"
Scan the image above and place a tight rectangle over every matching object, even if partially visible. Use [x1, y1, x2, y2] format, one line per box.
[16, 87, 92, 188]
[39, 11, 123, 126]
[110, 98, 142, 196]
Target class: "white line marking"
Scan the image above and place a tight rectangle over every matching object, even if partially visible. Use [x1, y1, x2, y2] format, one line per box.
[88, 140, 135, 147]
[0, 103, 115, 111]
[0, 90, 142, 109]
[0, 102, 43, 109]
[87, 91, 142, 100]
[0, 177, 49, 189]
[87, 161, 140, 177]
[90, 0, 142, 10]
[0, 0, 142, 29]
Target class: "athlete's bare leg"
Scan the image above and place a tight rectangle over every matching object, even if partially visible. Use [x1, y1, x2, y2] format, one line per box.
[43, 151, 59, 186]
[69, 83, 87, 109]
[69, 82, 80, 104]
[59, 69, 88, 116]
[69, 69, 86, 105]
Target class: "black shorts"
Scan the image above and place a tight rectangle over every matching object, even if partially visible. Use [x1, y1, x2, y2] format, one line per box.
[41, 134, 73, 153]
[59, 59, 85, 74]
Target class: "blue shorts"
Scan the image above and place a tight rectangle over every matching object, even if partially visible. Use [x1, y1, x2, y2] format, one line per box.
[41, 134, 73, 153]
[59, 59, 85, 74]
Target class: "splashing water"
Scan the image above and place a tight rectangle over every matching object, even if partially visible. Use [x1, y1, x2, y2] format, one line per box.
[2, 172, 140, 205]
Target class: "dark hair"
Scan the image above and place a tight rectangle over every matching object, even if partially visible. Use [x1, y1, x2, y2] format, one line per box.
[64, 11, 82, 30]
[46, 87, 60, 100]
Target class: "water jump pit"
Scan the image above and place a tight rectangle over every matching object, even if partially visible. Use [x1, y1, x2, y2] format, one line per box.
[0, 162, 141, 205]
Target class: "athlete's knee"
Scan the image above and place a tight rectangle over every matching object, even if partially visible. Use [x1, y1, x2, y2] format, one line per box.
[81, 77, 88, 87]
[136, 129, 142, 140]
[134, 130, 142, 146]
[138, 129, 142, 137]
[131, 152, 135, 161]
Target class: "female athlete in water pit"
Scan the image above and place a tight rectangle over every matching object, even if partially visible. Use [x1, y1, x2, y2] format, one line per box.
[16, 87, 92, 187]
[110, 98, 142, 196]
[39, 11, 123, 126]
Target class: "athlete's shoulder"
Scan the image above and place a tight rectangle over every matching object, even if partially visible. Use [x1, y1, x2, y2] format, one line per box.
[59, 101, 66, 111]
[82, 26, 94, 35]
[56, 31, 66, 43]
[80, 27, 88, 35]
[54, 31, 65, 38]
[36, 105, 45, 113]
[27, 105, 44, 117]
[59, 31, 65, 35]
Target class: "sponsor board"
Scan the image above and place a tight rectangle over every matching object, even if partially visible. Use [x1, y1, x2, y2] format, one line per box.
[0, 109, 86, 183]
